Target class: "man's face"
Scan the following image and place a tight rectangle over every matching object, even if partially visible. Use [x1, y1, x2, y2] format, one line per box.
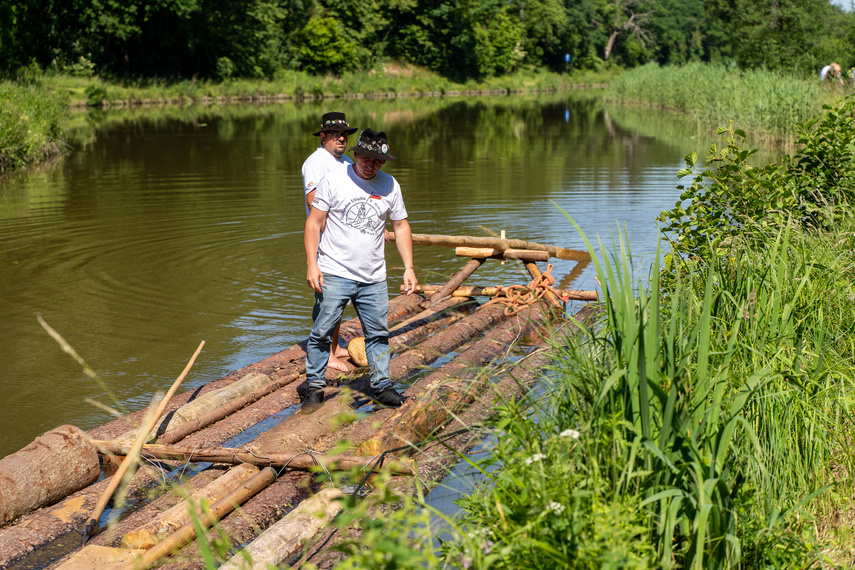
[353, 153, 385, 180]
[320, 130, 349, 158]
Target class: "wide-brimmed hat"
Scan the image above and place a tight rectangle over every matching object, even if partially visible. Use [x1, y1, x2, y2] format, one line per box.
[313, 112, 358, 136]
[348, 128, 396, 161]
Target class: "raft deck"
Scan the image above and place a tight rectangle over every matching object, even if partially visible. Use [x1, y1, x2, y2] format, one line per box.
[0, 235, 597, 570]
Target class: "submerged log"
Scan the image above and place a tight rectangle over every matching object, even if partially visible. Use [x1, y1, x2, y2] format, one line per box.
[119, 467, 277, 570]
[52, 544, 145, 570]
[454, 247, 549, 262]
[409, 284, 599, 301]
[389, 232, 590, 262]
[90, 441, 416, 475]
[0, 425, 100, 525]
[119, 463, 260, 550]
[219, 487, 344, 570]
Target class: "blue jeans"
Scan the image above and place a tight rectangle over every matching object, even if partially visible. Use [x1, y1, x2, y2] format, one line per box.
[306, 274, 391, 391]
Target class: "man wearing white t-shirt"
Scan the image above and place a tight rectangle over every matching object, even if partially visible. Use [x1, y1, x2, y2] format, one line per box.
[302, 128, 417, 412]
[301, 112, 358, 372]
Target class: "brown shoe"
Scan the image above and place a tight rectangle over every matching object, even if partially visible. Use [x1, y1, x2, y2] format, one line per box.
[300, 387, 324, 414]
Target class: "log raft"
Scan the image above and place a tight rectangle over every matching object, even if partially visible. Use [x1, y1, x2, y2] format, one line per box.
[0, 234, 597, 569]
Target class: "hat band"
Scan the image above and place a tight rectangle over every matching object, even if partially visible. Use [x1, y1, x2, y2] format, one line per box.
[358, 139, 389, 155]
[323, 119, 350, 128]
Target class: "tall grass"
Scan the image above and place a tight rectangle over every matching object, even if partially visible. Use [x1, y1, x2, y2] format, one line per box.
[0, 80, 66, 170]
[440, 217, 855, 568]
[604, 62, 830, 141]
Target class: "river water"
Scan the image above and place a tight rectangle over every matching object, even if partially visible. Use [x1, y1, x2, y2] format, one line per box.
[0, 92, 737, 459]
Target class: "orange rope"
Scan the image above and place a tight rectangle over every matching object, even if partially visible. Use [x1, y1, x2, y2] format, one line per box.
[482, 264, 568, 316]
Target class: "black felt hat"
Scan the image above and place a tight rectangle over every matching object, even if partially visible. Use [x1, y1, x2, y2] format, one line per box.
[348, 128, 396, 161]
[313, 112, 358, 136]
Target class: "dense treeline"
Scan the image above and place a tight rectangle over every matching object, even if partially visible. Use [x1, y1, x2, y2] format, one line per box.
[1, 0, 852, 82]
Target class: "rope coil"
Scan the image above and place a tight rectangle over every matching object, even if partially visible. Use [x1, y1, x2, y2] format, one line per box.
[483, 264, 567, 315]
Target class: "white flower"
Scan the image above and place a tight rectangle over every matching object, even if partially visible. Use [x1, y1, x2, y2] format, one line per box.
[559, 429, 581, 440]
[525, 453, 546, 465]
[548, 502, 565, 515]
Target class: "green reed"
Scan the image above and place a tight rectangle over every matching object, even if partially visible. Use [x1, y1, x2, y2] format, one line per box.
[0, 79, 66, 169]
[604, 62, 828, 142]
[440, 215, 855, 568]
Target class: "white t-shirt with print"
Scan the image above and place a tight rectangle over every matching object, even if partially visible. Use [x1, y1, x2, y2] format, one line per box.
[311, 164, 408, 284]
[301, 147, 353, 217]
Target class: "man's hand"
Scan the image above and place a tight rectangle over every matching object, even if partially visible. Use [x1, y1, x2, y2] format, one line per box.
[306, 265, 324, 292]
[402, 267, 417, 295]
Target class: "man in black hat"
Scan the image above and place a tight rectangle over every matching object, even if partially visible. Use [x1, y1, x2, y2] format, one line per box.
[302, 128, 417, 413]
[301, 112, 358, 372]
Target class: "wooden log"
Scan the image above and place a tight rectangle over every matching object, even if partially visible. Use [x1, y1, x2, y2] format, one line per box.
[347, 297, 477, 367]
[408, 284, 599, 301]
[219, 487, 344, 570]
[118, 467, 277, 570]
[248, 390, 356, 451]
[52, 544, 145, 570]
[0, 425, 100, 525]
[114, 371, 270, 448]
[454, 247, 549, 262]
[358, 305, 548, 456]
[83, 341, 205, 543]
[157, 371, 302, 445]
[90, 441, 416, 475]
[388, 232, 590, 262]
[422, 258, 484, 308]
[119, 463, 260, 550]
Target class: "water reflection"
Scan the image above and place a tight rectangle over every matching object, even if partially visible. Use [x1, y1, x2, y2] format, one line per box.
[0, 93, 742, 458]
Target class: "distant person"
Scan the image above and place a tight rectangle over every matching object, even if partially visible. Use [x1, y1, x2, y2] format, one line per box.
[301, 112, 358, 372]
[302, 128, 417, 413]
[820, 62, 844, 86]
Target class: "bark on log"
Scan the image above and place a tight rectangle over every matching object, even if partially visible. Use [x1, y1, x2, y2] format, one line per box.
[90, 441, 416, 475]
[454, 247, 549, 262]
[389, 232, 590, 262]
[0, 425, 100, 525]
[410, 284, 599, 301]
[114, 372, 272, 448]
[248, 390, 356, 452]
[119, 467, 277, 570]
[422, 258, 484, 308]
[358, 304, 548, 456]
[219, 487, 344, 570]
[119, 464, 260, 550]
[157, 371, 301, 445]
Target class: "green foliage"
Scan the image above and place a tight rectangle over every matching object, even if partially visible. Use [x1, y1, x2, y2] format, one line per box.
[0, 79, 66, 170]
[292, 15, 358, 75]
[657, 96, 855, 257]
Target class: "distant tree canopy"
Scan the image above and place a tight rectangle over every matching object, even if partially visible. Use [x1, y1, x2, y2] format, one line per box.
[0, 0, 851, 81]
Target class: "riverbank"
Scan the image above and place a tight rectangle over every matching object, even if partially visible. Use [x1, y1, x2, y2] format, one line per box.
[0, 63, 614, 173]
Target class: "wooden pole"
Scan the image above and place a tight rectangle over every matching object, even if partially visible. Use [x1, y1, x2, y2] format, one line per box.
[454, 247, 549, 262]
[82, 341, 205, 544]
[525, 262, 565, 310]
[407, 284, 599, 301]
[422, 258, 484, 308]
[119, 467, 277, 570]
[388, 232, 590, 262]
[90, 441, 417, 475]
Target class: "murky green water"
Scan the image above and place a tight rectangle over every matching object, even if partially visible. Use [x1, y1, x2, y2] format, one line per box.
[0, 93, 760, 458]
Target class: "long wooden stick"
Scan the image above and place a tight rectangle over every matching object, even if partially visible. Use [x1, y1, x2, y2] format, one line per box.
[91, 440, 417, 475]
[82, 341, 205, 544]
[407, 284, 599, 301]
[389, 232, 590, 262]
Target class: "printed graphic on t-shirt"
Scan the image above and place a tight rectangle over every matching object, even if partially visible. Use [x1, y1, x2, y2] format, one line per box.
[344, 197, 383, 234]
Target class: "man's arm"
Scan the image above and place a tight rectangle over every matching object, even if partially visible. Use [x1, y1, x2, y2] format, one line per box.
[305, 206, 328, 292]
[390, 218, 417, 295]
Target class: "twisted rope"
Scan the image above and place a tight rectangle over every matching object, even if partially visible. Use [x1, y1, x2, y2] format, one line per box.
[482, 263, 567, 315]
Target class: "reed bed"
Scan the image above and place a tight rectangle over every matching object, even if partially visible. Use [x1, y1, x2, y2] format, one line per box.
[0, 80, 66, 170]
[605, 62, 830, 142]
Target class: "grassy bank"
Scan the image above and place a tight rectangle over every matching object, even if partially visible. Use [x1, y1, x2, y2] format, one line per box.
[605, 62, 843, 142]
[0, 63, 614, 172]
[0, 80, 66, 170]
